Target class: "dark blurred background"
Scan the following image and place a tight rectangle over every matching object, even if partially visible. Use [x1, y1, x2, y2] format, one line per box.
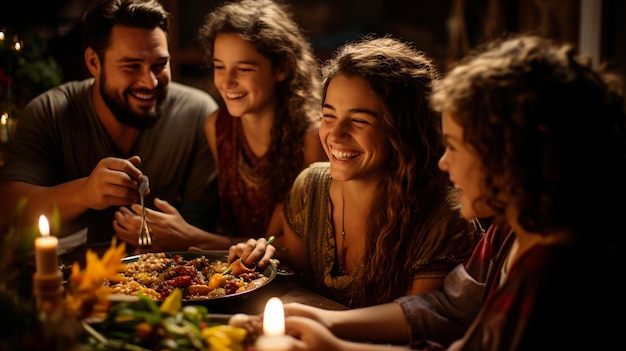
[1, 0, 625, 100]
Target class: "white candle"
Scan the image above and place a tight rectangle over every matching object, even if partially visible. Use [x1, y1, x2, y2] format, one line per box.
[255, 297, 292, 351]
[35, 215, 59, 275]
[0, 113, 8, 144]
[263, 297, 285, 336]
[33, 214, 64, 314]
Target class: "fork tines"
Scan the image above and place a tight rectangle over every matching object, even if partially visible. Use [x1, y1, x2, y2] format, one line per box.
[138, 222, 152, 249]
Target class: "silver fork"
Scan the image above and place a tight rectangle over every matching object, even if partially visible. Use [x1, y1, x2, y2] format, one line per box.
[138, 175, 152, 249]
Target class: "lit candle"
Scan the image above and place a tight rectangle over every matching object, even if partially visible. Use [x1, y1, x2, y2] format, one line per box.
[34, 215, 64, 313]
[35, 215, 59, 275]
[0, 113, 8, 144]
[255, 297, 292, 351]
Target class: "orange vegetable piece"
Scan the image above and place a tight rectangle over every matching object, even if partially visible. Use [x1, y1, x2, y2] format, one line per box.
[208, 273, 227, 290]
[230, 259, 255, 276]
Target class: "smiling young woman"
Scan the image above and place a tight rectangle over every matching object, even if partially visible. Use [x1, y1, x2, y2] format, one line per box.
[229, 35, 484, 308]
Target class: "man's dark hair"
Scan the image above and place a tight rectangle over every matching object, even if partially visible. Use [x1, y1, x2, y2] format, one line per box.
[82, 0, 170, 59]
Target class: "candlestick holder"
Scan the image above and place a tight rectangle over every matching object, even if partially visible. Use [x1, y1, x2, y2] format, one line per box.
[255, 334, 292, 351]
[34, 269, 64, 315]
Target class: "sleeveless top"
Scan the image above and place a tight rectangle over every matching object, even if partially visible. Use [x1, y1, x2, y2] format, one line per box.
[215, 109, 275, 238]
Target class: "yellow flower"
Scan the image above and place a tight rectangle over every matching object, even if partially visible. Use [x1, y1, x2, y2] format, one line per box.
[71, 239, 126, 290]
[65, 238, 127, 319]
[202, 325, 247, 351]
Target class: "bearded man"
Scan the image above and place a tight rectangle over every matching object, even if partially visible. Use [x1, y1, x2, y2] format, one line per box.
[0, 0, 220, 250]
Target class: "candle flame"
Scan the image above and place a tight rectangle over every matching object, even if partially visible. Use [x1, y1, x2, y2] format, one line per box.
[263, 297, 285, 336]
[1, 113, 7, 125]
[39, 215, 50, 237]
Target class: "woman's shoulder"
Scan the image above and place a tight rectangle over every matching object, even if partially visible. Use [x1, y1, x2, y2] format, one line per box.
[305, 161, 331, 175]
[285, 162, 331, 225]
[206, 109, 229, 128]
[293, 162, 331, 186]
[208, 109, 238, 140]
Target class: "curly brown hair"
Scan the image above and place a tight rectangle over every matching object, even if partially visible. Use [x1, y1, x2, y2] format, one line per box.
[197, 0, 321, 203]
[431, 34, 626, 244]
[321, 35, 477, 307]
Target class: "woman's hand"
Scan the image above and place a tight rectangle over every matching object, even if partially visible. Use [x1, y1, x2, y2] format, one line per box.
[283, 302, 330, 326]
[285, 316, 344, 351]
[228, 236, 276, 270]
[286, 315, 408, 351]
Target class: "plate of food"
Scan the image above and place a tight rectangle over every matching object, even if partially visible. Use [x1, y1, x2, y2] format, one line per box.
[103, 251, 277, 305]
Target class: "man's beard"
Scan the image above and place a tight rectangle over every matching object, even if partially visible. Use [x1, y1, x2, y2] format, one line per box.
[100, 74, 167, 130]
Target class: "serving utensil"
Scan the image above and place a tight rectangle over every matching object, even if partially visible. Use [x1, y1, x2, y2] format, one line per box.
[137, 175, 152, 249]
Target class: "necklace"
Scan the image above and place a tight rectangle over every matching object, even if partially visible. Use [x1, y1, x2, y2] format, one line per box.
[338, 185, 347, 275]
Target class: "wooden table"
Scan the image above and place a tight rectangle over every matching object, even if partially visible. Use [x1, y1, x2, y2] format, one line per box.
[195, 273, 348, 314]
[58, 243, 348, 315]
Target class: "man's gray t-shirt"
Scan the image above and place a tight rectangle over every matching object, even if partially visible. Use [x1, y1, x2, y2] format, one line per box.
[1, 78, 219, 242]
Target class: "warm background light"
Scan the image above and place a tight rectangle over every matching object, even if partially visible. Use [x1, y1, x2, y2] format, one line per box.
[0, 113, 8, 143]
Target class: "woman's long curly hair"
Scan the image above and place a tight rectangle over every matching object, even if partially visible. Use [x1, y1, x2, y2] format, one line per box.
[321, 35, 450, 307]
[431, 35, 626, 248]
[197, 0, 321, 203]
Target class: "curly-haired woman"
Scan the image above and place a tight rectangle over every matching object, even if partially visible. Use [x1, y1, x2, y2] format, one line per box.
[230, 36, 484, 308]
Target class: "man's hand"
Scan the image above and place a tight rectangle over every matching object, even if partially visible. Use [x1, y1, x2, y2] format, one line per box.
[82, 156, 143, 210]
[114, 197, 193, 251]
